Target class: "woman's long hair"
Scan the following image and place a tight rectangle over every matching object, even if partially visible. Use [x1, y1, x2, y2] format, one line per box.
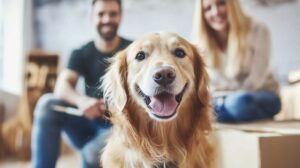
[192, 0, 251, 78]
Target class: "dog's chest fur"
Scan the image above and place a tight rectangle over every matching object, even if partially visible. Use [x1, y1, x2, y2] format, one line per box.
[155, 161, 177, 168]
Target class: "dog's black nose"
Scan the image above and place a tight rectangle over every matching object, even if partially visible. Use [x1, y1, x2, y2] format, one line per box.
[153, 67, 176, 86]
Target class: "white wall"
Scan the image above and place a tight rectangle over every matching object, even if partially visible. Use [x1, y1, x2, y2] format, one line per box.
[241, 0, 300, 83]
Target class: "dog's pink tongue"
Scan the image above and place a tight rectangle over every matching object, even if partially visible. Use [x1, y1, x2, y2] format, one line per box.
[149, 93, 178, 116]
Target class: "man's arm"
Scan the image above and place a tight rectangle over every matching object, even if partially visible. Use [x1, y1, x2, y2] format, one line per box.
[53, 69, 105, 119]
[54, 69, 84, 105]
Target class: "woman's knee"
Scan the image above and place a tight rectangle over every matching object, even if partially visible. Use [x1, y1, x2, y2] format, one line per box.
[225, 92, 254, 110]
[224, 91, 256, 120]
[266, 93, 282, 116]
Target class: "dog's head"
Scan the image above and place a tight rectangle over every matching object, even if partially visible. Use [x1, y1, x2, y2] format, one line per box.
[102, 32, 209, 123]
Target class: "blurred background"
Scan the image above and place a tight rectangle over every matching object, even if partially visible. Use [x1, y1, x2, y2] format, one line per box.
[0, 0, 300, 167]
[1, 0, 300, 94]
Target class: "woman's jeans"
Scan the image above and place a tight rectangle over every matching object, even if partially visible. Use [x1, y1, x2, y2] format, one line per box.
[213, 91, 281, 123]
[32, 94, 112, 168]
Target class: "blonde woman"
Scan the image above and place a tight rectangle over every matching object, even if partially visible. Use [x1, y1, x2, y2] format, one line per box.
[193, 0, 281, 122]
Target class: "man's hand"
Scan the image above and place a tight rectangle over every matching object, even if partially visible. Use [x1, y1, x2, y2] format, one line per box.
[53, 69, 106, 119]
[77, 97, 106, 120]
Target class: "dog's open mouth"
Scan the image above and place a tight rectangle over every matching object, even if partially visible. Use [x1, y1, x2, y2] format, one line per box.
[136, 84, 187, 119]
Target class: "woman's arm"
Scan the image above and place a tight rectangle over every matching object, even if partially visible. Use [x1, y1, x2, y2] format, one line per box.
[242, 22, 271, 91]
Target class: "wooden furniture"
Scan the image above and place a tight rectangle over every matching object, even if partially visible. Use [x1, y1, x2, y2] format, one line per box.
[0, 103, 4, 160]
[26, 51, 59, 120]
[1, 50, 59, 160]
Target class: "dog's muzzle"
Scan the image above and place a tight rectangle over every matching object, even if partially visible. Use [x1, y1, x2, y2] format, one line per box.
[135, 83, 187, 120]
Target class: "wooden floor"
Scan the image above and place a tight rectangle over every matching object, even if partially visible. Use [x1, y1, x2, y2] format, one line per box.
[0, 153, 81, 168]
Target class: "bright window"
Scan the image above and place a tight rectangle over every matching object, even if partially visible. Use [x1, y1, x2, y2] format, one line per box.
[0, 1, 3, 84]
[0, 0, 25, 95]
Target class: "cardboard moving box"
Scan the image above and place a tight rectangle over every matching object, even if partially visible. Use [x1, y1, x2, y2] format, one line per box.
[215, 120, 300, 168]
[277, 83, 300, 120]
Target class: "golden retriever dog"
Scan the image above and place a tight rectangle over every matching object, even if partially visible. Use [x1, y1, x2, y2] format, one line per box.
[101, 32, 214, 168]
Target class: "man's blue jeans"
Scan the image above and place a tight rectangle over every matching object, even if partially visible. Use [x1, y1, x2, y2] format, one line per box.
[31, 94, 112, 168]
[213, 91, 281, 123]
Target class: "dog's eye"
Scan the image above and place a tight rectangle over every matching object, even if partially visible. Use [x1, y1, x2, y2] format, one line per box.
[135, 51, 146, 61]
[174, 48, 186, 58]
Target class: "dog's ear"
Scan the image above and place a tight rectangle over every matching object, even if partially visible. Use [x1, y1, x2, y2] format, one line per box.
[101, 49, 128, 113]
[192, 45, 212, 130]
[192, 45, 209, 104]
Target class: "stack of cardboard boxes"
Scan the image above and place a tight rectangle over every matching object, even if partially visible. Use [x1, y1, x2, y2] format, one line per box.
[215, 121, 300, 168]
[215, 76, 300, 168]
[277, 83, 300, 120]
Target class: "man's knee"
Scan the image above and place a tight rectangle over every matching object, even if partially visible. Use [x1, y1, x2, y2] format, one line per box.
[33, 93, 63, 120]
[80, 129, 111, 167]
[81, 145, 101, 168]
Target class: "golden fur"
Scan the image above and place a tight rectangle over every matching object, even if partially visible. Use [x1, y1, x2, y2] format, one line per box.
[101, 32, 214, 168]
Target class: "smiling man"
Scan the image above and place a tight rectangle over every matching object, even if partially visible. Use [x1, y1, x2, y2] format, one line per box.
[31, 0, 132, 168]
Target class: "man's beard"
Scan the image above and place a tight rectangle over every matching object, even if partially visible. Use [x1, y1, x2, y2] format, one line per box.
[97, 24, 119, 41]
